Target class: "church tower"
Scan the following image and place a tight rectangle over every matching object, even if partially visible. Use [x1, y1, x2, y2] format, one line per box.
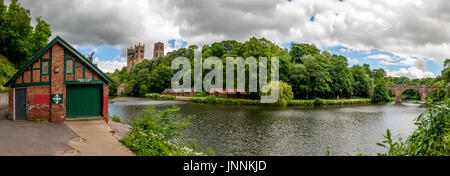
[153, 42, 164, 61]
[127, 43, 145, 72]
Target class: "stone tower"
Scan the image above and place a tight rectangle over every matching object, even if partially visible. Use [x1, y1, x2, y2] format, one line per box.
[153, 42, 164, 61]
[127, 43, 145, 72]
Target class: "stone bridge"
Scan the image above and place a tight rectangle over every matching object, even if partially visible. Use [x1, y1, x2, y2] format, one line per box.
[387, 85, 445, 103]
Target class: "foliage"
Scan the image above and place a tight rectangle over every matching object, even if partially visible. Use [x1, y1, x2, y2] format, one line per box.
[377, 99, 450, 156]
[260, 81, 294, 106]
[139, 84, 148, 97]
[0, 0, 52, 68]
[350, 65, 372, 97]
[120, 105, 209, 156]
[0, 54, 16, 92]
[193, 92, 208, 97]
[190, 96, 371, 107]
[111, 115, 122, 123]
[205, 96, 217, 104]
[371, 71, 390, 103]
[145, 93, 176, 100]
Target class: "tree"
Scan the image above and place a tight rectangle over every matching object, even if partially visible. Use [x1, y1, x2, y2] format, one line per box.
[328, 55, 353, 98]
[260, 81, 294, 106]
[148, 64, 174, 93]
[29, 17, 51, 55]
[0, 0, 51, 68]
[350, 65, 372, 97]
[289, 43, 320, 64]
[371, 70, 390, 103]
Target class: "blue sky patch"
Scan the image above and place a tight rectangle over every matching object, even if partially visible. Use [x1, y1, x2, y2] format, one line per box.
[168, 39, 188, 49]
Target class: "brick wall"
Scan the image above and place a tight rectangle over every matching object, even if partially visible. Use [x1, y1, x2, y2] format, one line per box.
[26, 86, 51, 121]
[103, 84, 109, 123]
[50, 44, 66, 122]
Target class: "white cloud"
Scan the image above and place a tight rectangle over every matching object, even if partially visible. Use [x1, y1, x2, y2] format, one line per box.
[347, 57, 359, 64]
[387, 67, 435, 79]
[366, 54, 394, 61]
[17, 0, 450, 76]
[93, 57, 126, 73]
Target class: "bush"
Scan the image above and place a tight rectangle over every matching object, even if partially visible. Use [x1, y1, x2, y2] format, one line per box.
[146, 93, 161, 99]
[193, 92, 208, 97]
[112, 115, 122, 123]
[377, 99, 450, 156]
[139, 85, 148, 97]
[313, 98, 323, 106]
[260, 81, 294, 106]
[120, 105, 210, 156]
[205, 96, 217, 104]
[371, 82, 390, 103]
[160, 95, 176, 100]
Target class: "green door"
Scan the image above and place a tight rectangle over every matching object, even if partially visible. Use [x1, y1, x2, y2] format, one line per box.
[67, 85, 102, 118]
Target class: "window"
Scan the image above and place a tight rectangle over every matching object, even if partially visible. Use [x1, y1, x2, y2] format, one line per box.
[42, 61, 49, 75]
[66, 59, 73, 74]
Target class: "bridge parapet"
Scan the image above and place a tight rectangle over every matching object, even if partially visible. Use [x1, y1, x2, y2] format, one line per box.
[386, 85, 445, 103]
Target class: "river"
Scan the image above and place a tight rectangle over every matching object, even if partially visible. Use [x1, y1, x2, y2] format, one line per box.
[108, 97, 425, 156]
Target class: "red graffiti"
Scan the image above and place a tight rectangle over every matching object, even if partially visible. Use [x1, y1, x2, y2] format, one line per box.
[34, 94, 50, 105]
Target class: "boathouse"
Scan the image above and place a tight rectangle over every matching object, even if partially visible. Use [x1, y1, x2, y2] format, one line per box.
[3, 36, 112, 122]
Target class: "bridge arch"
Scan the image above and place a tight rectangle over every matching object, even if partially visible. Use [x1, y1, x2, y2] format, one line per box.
[386, 85, 445, 103]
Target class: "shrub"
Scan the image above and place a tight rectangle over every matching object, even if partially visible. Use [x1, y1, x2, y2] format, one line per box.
[313, 98, 323, 106]
[112, 115, 122, 123]
[120, 105, 210, 156]
[139, 85, 148, 97]
[205, 96, 217, 104]
[260, 81, 294, 106]
[160, 95, 176, 100]
[377, 99, 450, 156]
[193, 92, 208, 97]
[146, 93, 161, 99]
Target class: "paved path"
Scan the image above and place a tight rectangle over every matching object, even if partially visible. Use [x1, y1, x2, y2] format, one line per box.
[61, 120, 134, 156]
[0, 108, 77, 156]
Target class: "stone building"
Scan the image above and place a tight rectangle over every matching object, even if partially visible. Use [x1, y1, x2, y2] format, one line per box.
[3, 36, 112, 122]
[153, 42, 164, 62]
[127, 43, 145, 72]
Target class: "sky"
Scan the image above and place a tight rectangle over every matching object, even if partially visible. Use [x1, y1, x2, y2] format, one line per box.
[9, 0, 450, 78]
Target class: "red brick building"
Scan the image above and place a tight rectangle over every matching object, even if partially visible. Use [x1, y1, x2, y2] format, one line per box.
[4, 36, 112, 122]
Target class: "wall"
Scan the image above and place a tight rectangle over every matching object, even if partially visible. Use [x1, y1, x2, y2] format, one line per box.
[0, 92, 8, 108]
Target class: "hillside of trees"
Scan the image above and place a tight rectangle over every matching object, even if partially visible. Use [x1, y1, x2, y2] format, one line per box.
[108, 37, 448, 103]
[0, 0, 52, 90]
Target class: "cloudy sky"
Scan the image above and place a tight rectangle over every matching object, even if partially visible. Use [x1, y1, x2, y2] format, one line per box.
[9, 0, 450, 78]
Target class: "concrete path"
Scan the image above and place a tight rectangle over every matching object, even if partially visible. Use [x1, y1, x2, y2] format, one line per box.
[0, 108, 77, 156]
[61, 120, 134, 156]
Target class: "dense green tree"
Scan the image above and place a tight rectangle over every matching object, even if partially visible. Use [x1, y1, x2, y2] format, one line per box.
[371, 69, 390, 103]
[148, 64, 174, 93]
[350, 65, 372, 97]
[0, 0, 51, 68]
[29, 17, 51, 55]
[289, 43, 320, 64]
[329, 55, 353, 98]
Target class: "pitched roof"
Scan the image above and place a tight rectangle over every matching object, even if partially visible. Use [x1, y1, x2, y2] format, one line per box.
[4, 36, 113, 86]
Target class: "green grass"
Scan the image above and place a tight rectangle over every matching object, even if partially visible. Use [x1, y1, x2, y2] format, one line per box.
[113, 97, 125, 102]
[145, 93, 176, 100]
[189, 96, 371, 107]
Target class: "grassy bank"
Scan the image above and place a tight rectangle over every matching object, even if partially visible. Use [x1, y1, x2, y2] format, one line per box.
[189, 96, 372, 107]
[145, 93, 176, 100]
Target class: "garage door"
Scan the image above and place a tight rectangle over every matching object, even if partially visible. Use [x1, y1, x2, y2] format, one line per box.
[66, 85, 101, 118]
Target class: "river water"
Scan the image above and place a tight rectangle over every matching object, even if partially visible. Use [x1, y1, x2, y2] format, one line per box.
[108, 97, 425, 156]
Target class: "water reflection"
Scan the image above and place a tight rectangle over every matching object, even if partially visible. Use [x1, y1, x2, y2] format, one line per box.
[109, 97, 425, 156]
